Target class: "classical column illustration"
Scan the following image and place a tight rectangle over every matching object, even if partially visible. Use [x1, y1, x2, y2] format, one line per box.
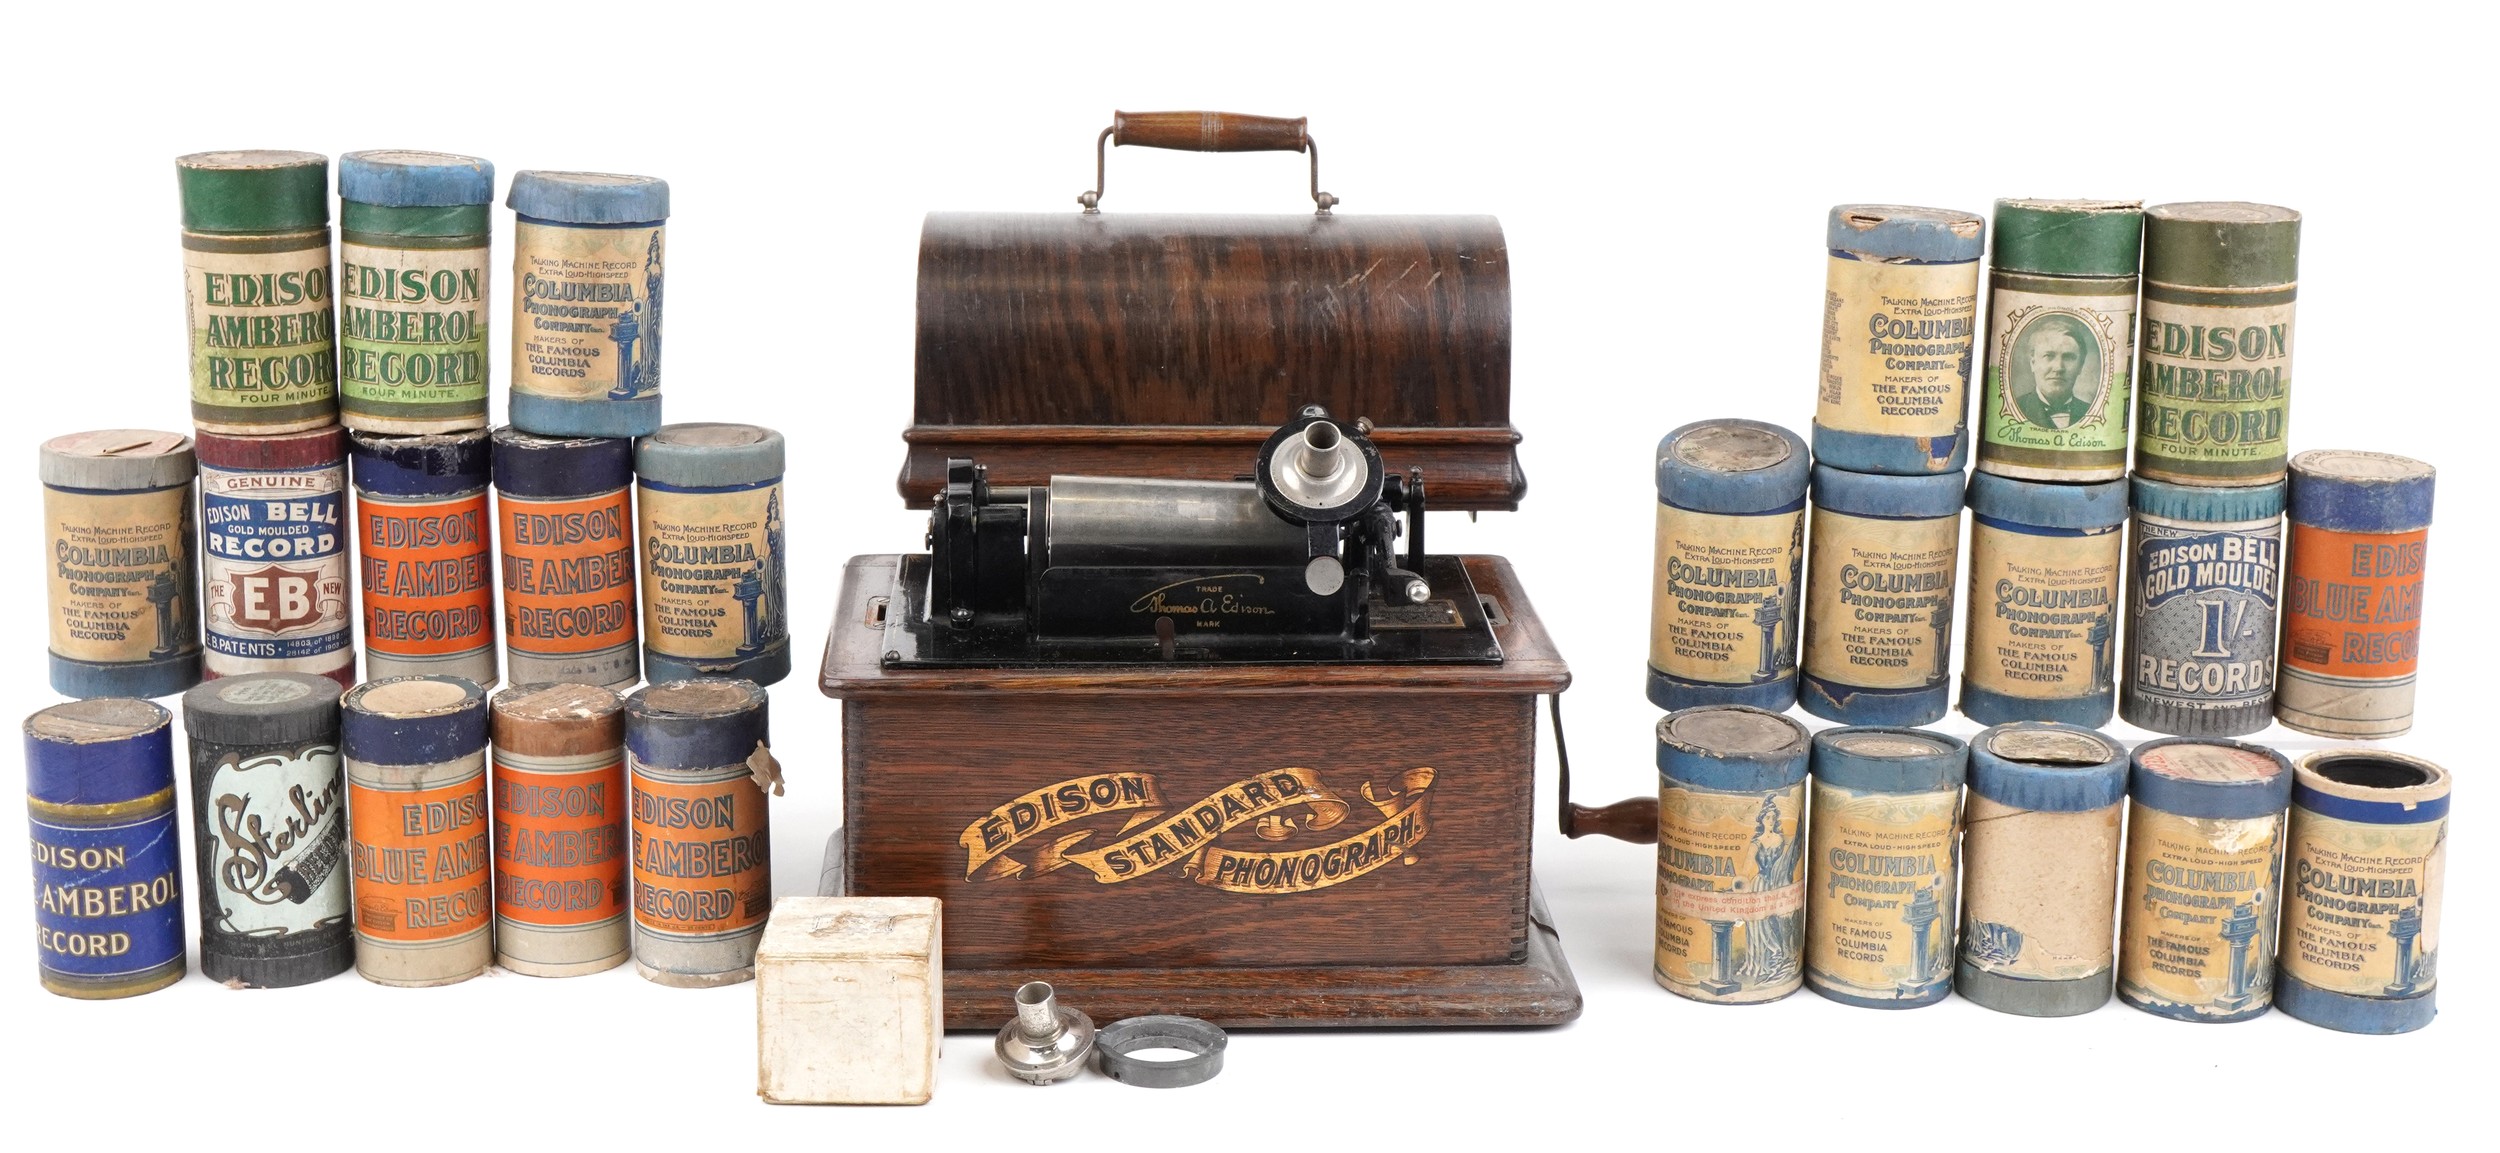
[2218, 898, 2264, 1009]
[1902, 880, 1943, 993]
[2087, 606, 2114, 692]
[734, 568, 767, 656]
[147, 567, 182, 658]
[1753, 591, 1784, 681]
[2386, 902, 2424, 997]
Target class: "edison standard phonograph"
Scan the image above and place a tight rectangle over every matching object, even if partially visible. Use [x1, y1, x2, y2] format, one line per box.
[821, 111, 1577, 1028]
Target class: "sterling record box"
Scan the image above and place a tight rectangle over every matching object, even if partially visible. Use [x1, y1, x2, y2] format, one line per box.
[819, 111, 1579, 1027]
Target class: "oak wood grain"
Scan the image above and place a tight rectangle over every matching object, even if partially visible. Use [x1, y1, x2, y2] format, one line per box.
[820, 555, 1570, 989]
[908, 212, 1522, 510]
[931, 885, 1582, 1028]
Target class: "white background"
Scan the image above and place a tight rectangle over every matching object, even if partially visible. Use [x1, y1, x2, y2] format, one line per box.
[3, 2, 2487, 1146]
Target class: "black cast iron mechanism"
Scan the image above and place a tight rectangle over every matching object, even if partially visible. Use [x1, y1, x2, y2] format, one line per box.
[891, 407, 1499, 667]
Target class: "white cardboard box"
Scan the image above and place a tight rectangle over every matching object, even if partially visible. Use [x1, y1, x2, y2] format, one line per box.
[756, 896, 943, 1105]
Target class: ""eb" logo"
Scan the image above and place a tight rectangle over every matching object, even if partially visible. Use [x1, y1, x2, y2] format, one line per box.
[222, 564, 324, 633]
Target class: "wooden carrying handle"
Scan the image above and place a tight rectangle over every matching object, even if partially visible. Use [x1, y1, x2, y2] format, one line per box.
[1113, 110, 1309, 152]
[1081, 111, 1337, 214]
[1550, 694, 1659, 844]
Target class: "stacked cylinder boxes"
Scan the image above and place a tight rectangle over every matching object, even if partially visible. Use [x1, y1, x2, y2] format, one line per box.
[1800, 206, 1983, 728]
[29, 148, 790, 998]
[1644, 199, 2444, 1032]
[181, 152, 352, 690]
[2120, 205, 2297, 737]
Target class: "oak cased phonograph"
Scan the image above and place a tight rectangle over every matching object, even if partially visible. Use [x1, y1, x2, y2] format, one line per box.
[821, 111, 1579, 1027]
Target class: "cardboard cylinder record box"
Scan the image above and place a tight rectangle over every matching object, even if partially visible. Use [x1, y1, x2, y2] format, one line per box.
[41, 430, 202, 698]
[1803, 727, 1966, 1009]
[2276, 450, 2433, 738]
[756, 896, 943, 1105]
[183, 672, 354, 987]
[1652, 706, 1811, 1004]
[2277, 749, 2448, 1034]
[625, 678, 775, 987]
[1954, 722, 2127, 1017]
[177, 150, 338, 435]
[194, 426, 355, 687]
[1647, 420, 1808, 713]
[1959, 471, 2128, 727]
[1812, 204, 1985, 476]
[1801, 465, 1963, 726]
[1976, 199, 2142, 483]
[490, 683, 630, 976]
[505, 171, 667, 438]
[492, 427, 640, 689]
[25, 698, 187, 999]
[341, 675, 493, 987]
[336, 150, 494, 434]
[2134, 202, 2299, 487]
[2119, 476, 2283, 737]
[2118, 737, 2293, 1023]
[636, 424, 790, 686]
[350, 430, 497, 686]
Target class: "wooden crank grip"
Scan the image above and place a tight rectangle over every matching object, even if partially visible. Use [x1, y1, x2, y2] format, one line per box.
[1113, 111, 1309, 152]
[1549, 694, 1658, 844]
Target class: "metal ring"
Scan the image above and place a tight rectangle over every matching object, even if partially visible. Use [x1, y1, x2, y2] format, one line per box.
[1093, 1015, 1227, 1088]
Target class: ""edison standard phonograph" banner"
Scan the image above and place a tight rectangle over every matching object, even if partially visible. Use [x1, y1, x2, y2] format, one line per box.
[958, 766, 1437, 896]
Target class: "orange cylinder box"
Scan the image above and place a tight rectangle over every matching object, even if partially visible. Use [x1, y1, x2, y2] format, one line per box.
[2277, 451, 2433, 738]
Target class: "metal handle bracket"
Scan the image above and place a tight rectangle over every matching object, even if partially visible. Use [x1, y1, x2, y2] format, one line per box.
[1079, 110, 1338, 215]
